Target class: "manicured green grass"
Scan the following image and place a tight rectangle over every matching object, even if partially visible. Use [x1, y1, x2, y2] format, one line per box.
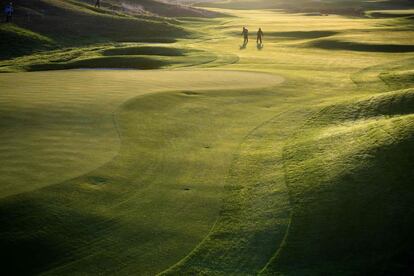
[0, 70, 281, 198]
[1, 0, 414, 275]
[0, 70, 283, 274]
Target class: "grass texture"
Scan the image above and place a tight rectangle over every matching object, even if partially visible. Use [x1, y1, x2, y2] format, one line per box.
[0, 0, 414, 274]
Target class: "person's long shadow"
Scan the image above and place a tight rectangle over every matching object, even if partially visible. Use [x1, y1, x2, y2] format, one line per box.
[257, 42, 264, 50]
[240, 40, 248, 50]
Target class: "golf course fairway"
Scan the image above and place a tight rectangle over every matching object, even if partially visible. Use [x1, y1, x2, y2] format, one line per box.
[0, 1, 414, 275]
[0, 70, 283, 197]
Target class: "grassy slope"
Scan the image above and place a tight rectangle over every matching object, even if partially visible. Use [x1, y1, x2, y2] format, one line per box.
[0, 24, 55, 59]
[0, 0, 189, 59]
[264, 89, 414, 275]
[0, 1, 414, 275]
[197, 0, 414, 16]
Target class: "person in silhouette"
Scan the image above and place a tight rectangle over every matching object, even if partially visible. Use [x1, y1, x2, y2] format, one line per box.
[241, 27, 249, 45]
[95, 0, 101, 8]
[4, 2, 13, 23]
[257, 28, 264, 45]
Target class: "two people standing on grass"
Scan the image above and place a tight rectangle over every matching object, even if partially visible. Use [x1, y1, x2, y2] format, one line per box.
[95, 0, 101, 8]
[3, 2, 13, 23]
[241, 27, 264, 48]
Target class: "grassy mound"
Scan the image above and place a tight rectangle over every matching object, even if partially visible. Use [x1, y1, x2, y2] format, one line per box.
[316, 89, 414, 123]
[379, 58, 414, 89]
[382, 70, 414, 88]
[0, 43, 218, 72]
[263, 89, 414, 275]
[352, 57, 414, 91]
[73, 0, 221, 17]
[0, 24, 54, 59]
[0, 0, 190, 59]
[26, 51, 216, 71]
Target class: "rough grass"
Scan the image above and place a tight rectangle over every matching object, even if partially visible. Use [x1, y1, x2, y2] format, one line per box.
[0, 24, 54, 59]
[0, 0, 189, 59]
[263, 90, 414, 275]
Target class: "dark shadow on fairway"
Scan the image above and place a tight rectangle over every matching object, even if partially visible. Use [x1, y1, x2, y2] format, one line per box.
[103, 46, 187, 57]
[368, 11, 414, 18]
[309, 39, 414, 53]
[303, 12, 326, 16]
[240, 41, 248, 50]
[28, 56, 169, 71]
[181, 91, 200, 96]
[0, 198, 116, 275]
[0, 26, 55, 60]
[273, 134, 414, 275]
[257, 43, 264, 50]
[266, 31, 338, 39]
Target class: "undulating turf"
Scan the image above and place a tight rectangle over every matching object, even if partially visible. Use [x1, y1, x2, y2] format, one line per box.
[0, 0, 414, 275]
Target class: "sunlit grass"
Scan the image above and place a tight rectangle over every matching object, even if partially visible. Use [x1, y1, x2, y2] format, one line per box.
[0, 1, 414, 275]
